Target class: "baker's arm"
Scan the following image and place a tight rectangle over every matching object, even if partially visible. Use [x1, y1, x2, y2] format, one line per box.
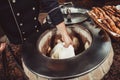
[56, 22, 73, 47]
[40, 0, 73, 47]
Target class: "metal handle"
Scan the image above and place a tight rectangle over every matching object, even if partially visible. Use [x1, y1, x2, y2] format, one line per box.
[66, 8, 72, 22]
[59, 2, 74, 8]
[63, 2, 74, 7]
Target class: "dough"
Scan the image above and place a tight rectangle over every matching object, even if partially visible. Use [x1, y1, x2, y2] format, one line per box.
[50, 42, 75, 59]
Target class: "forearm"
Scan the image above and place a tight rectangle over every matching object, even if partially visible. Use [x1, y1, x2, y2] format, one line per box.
[56, 21, 73, 47]
[56, 21, 68, 35]
[40, 0, 72, 47]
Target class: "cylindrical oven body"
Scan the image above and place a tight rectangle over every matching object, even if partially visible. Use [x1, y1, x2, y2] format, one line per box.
[22, 22, 114, 80]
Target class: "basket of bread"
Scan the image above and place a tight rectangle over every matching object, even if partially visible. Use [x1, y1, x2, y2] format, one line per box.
[88, 5, 120, 41]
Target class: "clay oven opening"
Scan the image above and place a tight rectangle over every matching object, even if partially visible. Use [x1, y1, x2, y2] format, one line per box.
[37, 25, 92, 59]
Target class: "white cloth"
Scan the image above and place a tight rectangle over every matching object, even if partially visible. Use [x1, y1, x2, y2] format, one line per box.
[50, 42, 75, 59]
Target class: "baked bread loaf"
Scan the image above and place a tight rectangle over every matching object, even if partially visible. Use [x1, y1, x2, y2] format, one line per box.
[88, 5, 120, 41]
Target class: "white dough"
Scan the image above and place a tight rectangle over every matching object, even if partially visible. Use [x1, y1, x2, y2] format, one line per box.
[50, 42, 75, 59]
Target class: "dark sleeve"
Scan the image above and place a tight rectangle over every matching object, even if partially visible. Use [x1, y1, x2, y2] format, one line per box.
[0, 25, 5, 38]
[40, 0, 64, 25]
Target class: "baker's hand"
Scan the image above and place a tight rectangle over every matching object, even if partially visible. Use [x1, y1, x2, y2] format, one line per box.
[61, 31, 73, 47]
[0, 43, 6, 54]
[56, 22, 73, 47]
